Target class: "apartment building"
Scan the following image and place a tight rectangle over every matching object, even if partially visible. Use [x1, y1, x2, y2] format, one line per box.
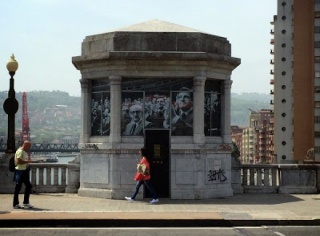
[271, 0, 320, 163]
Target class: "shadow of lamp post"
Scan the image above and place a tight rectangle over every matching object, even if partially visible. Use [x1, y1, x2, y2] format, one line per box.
[3, 54, 19, 154]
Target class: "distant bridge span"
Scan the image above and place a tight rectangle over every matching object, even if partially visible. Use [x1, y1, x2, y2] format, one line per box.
[0, 143, 80, 153]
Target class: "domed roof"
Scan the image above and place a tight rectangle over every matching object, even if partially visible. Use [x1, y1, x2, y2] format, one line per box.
[109, 19, 203, 33]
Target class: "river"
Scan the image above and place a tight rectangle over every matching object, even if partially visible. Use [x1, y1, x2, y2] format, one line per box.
[31, 153, 79, 164]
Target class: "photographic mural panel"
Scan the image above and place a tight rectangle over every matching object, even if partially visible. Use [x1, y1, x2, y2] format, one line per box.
[91, 78, 198, 136]
[204, 80, 221, 136]
[121, 91, 147, 136]
[91, 92, 110, 136]
[169, 88, 193, 136]
[145, 92, 170, 129]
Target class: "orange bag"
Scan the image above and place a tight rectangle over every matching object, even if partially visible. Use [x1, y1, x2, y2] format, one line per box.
[134, 172, 144, 181]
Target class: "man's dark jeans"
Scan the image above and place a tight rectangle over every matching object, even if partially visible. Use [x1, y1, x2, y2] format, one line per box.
[13, 169, 32, 207]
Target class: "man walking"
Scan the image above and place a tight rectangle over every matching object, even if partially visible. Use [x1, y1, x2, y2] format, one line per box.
[13, 140, 33, 209]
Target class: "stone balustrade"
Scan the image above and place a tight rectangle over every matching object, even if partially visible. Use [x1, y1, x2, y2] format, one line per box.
[1, 154, 319, 195]
[233, 164, 320, 194]
[29, 163, 80, 193]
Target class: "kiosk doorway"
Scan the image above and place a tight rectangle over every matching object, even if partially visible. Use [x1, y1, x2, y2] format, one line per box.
[144, 130, 170, 198]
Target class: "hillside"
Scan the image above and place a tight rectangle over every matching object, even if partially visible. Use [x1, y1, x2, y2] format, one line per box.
[231, 93, 272, 127]
[0, 91, 271, 142]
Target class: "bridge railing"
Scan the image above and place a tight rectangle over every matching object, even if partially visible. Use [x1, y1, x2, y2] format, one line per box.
[27, 162, 320, 195]
[28, 162, 80, 193]
[236, 164, 320, 194]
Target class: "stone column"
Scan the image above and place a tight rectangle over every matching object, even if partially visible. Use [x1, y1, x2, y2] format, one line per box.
[221, 80, 232, 143]
[80, 79, 90, 143]
[193, 76, 206, 144]
[109, 76, 122, 143]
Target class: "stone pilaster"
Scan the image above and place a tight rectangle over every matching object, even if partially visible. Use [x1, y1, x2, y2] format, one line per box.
[221, 80, 232, 143]
[109, 76, 122, 143]
[193, 76, 206, 144]
[80, 79, 90, 143]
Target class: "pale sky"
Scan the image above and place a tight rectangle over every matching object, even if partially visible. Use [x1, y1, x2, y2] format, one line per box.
[0, 0, 276, 97]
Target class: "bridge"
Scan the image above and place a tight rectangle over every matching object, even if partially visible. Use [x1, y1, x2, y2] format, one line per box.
[0, 143, 80, 153]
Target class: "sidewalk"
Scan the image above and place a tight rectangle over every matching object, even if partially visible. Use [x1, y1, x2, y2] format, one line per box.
[1, 193, 320, 227]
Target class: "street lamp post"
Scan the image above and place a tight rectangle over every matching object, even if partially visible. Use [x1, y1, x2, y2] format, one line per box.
[3, 54, 19, 153]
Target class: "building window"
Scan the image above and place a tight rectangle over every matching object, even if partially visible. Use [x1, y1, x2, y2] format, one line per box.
[281, 30, 286, 34]
[315, 132, 320, 137]
[315, 101, 320, 108]
[315, 116, 320, 123]
[316, 11, 320, 18]
[281, 155, 286, 160]
[315, 56, 320, 63]
[281, 99, 286, 103]
[282, 16, 286, 20]
[315, 26, 320, 33]
[282, 71, 286, 76]
[281, 43, 286, 48]
[316, 0, 320, 4]
[315, 41, 320, 48]
[282, 57, 286, 61]
[282, 85, 286, 89]
[282, 141, 286, 145]
[315, 87, 320, 93]
[281, 127, 286, 131]
[316, 71, 320, 78]
[281, 2, 286, 6]
[281, 113, 286, 117]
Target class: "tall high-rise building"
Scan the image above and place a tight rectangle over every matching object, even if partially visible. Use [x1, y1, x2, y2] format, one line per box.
[272, 0, 319, 163]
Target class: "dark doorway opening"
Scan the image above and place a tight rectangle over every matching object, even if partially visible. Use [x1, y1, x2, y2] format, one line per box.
[144, 130, 170, 198]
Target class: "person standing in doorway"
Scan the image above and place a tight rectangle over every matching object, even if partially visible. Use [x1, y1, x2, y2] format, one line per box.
[13, 140, 34, 209]
[125, 148, 159, 204]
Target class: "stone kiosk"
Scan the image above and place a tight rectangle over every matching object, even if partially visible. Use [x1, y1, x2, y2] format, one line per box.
[72, 20, 240, 199]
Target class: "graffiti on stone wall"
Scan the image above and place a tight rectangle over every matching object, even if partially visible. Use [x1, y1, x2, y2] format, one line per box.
[207, 159, 227, 183]
[84, 144, 99, 150]
[207, 168, 227, 182]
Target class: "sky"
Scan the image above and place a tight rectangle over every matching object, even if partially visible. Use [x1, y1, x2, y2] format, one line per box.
[0, 0, 276, 97]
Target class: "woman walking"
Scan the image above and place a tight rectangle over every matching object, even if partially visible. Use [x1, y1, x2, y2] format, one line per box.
[125, 148, 159, 204]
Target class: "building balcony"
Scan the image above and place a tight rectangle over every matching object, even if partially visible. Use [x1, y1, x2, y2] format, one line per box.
[270, 90, 274, 95]
[270, 79, 274, 85]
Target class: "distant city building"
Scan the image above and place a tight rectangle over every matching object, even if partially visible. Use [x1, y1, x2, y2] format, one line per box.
[271, 0, 319, 163]
[232, 109, 274, 164]
[231, 125, 243, 160]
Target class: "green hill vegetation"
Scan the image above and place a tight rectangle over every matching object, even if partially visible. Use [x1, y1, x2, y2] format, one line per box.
[0, 91, 271, 143]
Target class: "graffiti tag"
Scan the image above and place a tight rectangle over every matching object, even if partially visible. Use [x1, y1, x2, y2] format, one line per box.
[84, 144, 99, 150]
[207, 169, 227, 182]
